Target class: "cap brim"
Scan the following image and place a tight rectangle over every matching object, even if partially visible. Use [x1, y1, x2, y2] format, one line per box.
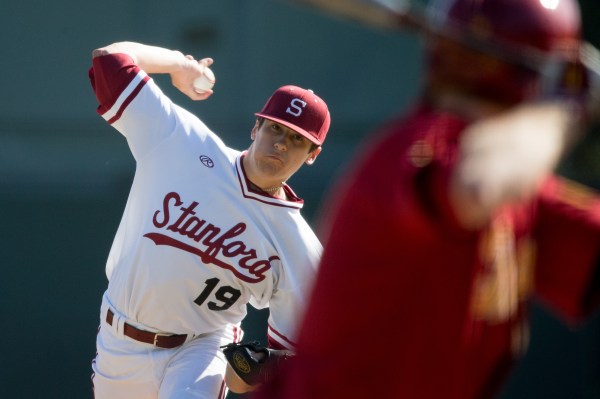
[255, 113, 322, 146]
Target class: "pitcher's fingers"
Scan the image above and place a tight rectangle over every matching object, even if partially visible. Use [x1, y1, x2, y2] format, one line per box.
[199, 58, 214, 68]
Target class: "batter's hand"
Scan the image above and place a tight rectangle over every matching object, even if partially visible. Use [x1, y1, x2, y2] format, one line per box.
[450, 100, 578, 228]
[170, 56, 214, 101]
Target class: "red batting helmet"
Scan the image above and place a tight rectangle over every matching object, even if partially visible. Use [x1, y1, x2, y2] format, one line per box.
[425, 0, 583, 105]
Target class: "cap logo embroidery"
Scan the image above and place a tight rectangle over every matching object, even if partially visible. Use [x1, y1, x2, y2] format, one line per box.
[286, 98, 307, 117]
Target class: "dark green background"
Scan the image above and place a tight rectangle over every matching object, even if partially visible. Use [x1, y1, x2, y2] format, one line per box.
[1, 1, 599, 397]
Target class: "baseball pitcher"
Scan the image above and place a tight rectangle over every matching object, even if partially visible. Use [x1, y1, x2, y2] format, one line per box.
[88, 41, 331, 399]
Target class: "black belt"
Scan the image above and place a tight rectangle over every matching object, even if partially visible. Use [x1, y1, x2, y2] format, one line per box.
[106, 309, 187, 349]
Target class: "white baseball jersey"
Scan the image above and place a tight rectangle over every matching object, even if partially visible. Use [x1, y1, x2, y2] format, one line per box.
[90, 53, 322, 350]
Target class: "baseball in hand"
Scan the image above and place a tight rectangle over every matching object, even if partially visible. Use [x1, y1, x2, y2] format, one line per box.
[193, 67, 215, 93]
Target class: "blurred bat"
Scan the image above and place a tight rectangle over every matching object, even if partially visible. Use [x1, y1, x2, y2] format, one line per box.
[289, 0, 600, 117]
[290, 0, 551, 69]
[289, 0, 560, 68]
[288, 0, 427, 31]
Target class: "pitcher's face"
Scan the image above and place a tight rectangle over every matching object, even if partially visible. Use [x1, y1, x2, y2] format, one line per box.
[245, 119, 321, 186]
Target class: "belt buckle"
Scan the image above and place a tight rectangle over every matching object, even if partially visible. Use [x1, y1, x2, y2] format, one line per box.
[153, 333, 171, 347]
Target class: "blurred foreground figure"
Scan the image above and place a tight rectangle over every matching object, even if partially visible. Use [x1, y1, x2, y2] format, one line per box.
[253, 0, 600, 398]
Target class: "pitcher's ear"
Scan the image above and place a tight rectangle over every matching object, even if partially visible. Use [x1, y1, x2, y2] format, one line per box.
[251, 122, 259, 140]
[305, 147, 322, 165]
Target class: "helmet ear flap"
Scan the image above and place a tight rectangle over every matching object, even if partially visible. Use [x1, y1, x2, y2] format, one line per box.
[545, 44, 600, 123]
[550, 59, 588, 97]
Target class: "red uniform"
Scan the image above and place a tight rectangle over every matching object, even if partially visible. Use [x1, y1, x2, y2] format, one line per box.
[254, 102, 600, 399]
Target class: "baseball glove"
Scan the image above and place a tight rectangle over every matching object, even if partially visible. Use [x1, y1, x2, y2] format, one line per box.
[221, 341, 293, 386]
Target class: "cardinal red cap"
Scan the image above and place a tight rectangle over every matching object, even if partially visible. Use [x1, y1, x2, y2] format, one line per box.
[255, 85, 331, 146]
